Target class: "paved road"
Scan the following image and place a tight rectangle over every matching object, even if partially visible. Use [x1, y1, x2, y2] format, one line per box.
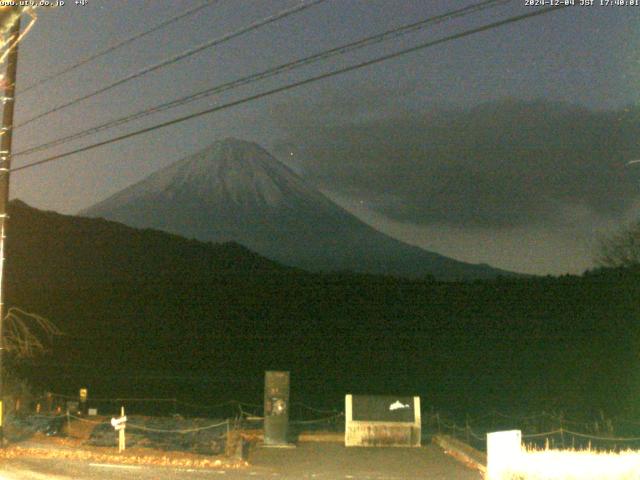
[0, 443, 483, 479]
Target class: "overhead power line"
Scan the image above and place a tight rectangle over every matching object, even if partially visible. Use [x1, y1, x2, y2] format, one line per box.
[15, 0, 510, 158]
[18, 0, 220, 95]
[15, 0, 328, 129]
[10, 5, 569, 175]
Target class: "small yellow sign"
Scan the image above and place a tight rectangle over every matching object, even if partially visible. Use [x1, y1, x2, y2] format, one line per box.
[79, 388, 88, 402]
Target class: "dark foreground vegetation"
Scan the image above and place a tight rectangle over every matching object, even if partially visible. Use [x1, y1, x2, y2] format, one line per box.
[5, 200, 640, 421]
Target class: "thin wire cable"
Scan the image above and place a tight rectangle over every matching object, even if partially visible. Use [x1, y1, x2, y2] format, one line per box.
[176, 399, 238, 410]
[291, 401, 340, 414]
[522, 428, 640, 442]
[290, 413, 344, 425]
[492, 410, 558, 421]
[522, 429, 564, 439]
[560, 429, 640, 442]
[10, 5, 569, 175]
[67, 413, 109, 425]
[127, 418, 229, 433]
[63, 396, 176, 403]
[439, 419, 468, 432]
[67, 413, 230, 434]
[14, 0, 510, 158]
[468, 428, 488, 442]
[31, 413, 67, 419]
[15, 0, 328, 129]
[18, 1, 220, 95]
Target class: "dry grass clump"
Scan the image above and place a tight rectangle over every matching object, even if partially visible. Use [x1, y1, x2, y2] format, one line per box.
[504, 446, 640, 480]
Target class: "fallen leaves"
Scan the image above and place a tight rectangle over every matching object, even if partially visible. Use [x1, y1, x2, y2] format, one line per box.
[0, 444, 247, 469]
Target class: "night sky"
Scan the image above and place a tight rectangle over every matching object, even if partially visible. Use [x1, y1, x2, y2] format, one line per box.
[7, 0, 640, 275]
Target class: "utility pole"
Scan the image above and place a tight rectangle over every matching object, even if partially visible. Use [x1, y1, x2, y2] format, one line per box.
[0, 13, 21, 447]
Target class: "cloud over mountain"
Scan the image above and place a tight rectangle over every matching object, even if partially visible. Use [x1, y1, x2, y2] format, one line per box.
[272, 96, 640, 229]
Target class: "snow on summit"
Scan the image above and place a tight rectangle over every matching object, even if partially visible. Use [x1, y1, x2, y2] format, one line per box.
[113, 138, 313, 209]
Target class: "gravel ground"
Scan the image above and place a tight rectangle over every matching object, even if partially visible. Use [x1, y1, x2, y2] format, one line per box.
[248, 442, 483, 479]
[0, 441, 483, 479]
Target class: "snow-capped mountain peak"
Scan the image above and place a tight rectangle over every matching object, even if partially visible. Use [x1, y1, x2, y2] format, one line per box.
[82, 138, 513, 280]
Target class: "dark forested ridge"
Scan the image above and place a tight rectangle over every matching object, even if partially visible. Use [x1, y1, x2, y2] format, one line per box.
[5, 200, 640, 418]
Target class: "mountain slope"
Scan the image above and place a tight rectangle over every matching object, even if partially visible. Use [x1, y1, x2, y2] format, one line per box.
[82, 138, 515, 280]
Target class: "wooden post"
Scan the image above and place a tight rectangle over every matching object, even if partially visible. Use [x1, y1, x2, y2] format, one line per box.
[79, 388, 87, 416]
[118, 406, 125, 452]
[225, 418, 234, 457]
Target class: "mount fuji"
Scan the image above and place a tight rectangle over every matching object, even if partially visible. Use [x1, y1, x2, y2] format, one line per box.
[81, 138, 514, 280]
